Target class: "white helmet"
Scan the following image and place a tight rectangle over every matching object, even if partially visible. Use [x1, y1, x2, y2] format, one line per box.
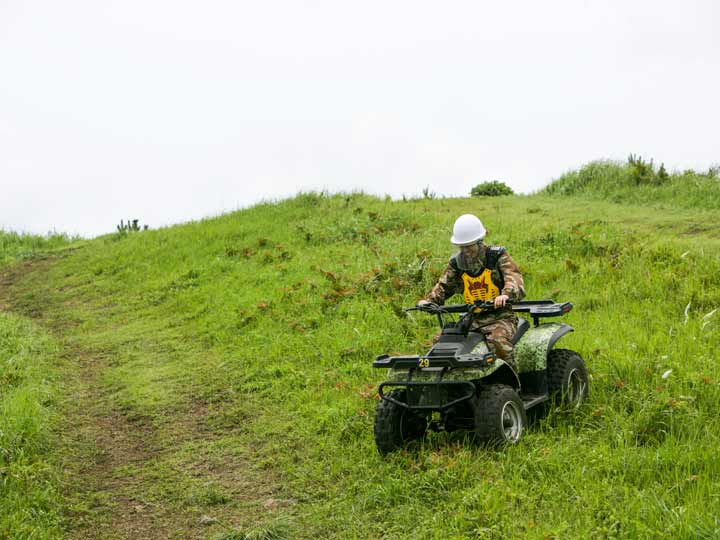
[450, 214, 487, 246]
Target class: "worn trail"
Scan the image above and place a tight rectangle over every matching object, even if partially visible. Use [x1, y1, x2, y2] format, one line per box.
[0, 256, 277, 540]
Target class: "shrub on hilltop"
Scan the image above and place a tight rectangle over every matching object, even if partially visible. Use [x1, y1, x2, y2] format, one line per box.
[470, 180, 514, 197]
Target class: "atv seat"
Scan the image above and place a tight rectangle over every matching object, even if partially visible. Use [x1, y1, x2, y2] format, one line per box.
[511, 318, 530, 345]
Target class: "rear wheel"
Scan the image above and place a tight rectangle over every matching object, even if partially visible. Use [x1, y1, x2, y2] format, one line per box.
[374, 390, 428, 455]
[547, 349, 589, 407]
[473, 384, 526, 445]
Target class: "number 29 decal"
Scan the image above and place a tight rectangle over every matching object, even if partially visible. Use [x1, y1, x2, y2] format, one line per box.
[418, 358, 430, 368]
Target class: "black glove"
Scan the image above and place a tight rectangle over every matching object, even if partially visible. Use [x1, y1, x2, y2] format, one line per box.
[416, 300, 439, 312]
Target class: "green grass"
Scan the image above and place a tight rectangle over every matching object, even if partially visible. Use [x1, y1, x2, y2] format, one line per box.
[3, 187, 720, 538]
[0, 313, 63, 540]
[543, 158, 720, 210]
[0, 230, 73, 539]
[0, 230, 76, 267]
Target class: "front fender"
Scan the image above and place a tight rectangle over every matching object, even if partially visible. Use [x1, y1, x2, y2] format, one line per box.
[515, 322, 573, 372]
[386, 361, 520, 389]
[442, 360, 520, 389]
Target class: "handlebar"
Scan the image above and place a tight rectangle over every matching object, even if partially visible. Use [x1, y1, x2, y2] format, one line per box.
[406, 300, 504, 314]
[406, 299, 573, 322]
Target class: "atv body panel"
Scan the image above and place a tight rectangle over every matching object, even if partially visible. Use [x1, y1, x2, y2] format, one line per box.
[515, 322, 573, 373]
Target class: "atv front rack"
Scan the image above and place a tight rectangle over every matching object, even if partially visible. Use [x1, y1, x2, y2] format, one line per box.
[373, 352, 496, 369]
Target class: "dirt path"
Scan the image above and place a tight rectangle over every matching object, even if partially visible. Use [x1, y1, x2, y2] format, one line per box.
[59, 346, 196, 540]
[0, 257, 278, 540]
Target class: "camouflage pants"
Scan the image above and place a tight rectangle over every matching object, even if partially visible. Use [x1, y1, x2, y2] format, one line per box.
[473, 317, 518, 369]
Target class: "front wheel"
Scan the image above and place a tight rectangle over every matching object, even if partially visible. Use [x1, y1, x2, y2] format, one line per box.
[547, 348, 589, 407]
[473, 384, 526, 446]
[373, 390, 428, 455]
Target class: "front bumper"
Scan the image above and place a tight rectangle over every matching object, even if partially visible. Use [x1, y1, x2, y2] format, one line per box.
[378, 380, 476, 411]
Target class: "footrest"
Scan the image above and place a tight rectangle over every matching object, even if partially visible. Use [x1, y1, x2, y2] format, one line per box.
[520, 394, 548, 410]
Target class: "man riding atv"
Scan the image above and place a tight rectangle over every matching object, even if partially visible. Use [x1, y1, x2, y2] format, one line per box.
[418, 214, 525, 370]
[372, 215, 587, 452]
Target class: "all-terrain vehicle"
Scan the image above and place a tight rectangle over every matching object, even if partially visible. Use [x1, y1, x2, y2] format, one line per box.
[372, 300, 588, 454]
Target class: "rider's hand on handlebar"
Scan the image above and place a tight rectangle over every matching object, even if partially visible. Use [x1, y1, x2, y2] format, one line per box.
[494, 294, 510, 308]
[416, 299, 439, 311]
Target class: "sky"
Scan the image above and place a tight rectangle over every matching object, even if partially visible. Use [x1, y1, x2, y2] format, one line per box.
[2, 0, 719, 238]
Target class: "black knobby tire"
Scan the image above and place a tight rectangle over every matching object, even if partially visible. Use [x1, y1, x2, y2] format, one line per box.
[473, 384, 526, 445]
[373, 390, 428, 455]
[547, 348, 589, 407]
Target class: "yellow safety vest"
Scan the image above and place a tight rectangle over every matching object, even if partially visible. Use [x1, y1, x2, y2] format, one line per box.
[462, 269, 500, 304]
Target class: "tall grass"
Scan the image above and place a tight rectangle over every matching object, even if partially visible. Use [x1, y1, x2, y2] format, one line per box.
[0, 231, 67, 538]
[8, 191, 719, 538]
[0, 314, 62, 539]
[543, 159, 720, 210]
[0, 230, 76, 267]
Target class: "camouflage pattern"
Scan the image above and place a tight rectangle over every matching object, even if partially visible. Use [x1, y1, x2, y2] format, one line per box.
[477, 318, 518, 368]
[514, 322, 573, 373]
[386, 366, 449, 385]
[390, 367, 443, 382]
[441, 360, 518, 386]
[425, 242, 525, 328]
[387, 360, 517, 386]
[387, 343, 515, 383]
[386, 322, 574, 386]
[423, 242, 524, 370]
[469, 339, 491, 356]
[387, 367, 411, 382]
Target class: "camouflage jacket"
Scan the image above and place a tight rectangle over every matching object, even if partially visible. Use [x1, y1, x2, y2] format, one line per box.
[424, 243, 525, 325]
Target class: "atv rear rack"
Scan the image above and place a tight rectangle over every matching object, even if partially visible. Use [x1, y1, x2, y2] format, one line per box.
[511, 300, 573, 326]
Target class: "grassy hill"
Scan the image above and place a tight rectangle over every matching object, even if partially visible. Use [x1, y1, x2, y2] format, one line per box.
[543, 156, 720, 210]
[2, 187, 720, 539]
[0, 231, 77, 539]
[0, 230, 74, 266]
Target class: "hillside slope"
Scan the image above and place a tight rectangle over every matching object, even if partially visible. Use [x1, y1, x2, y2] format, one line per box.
[0, 232, 78, 539]
[543, 158, 720, 210]
[0, 230, 74, 266]
[2, 193, 720, 539]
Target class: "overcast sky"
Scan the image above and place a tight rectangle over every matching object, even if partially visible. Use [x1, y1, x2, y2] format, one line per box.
[2, 1, 719, 238]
